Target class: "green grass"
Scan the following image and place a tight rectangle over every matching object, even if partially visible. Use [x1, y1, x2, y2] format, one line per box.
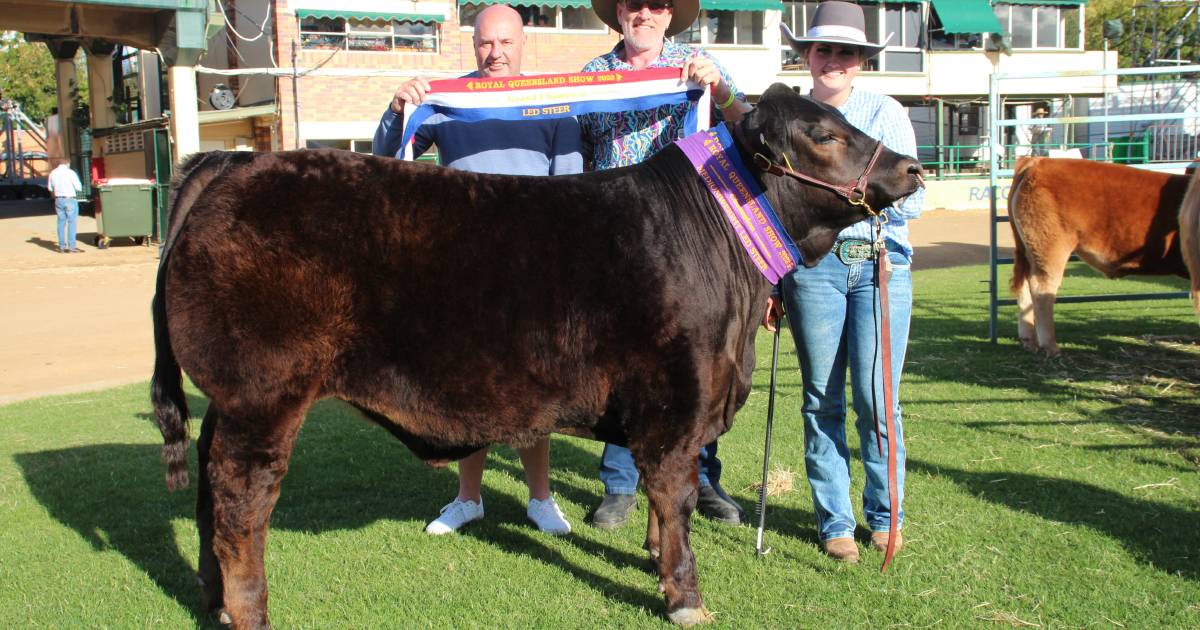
[1, 262, 1197, 628]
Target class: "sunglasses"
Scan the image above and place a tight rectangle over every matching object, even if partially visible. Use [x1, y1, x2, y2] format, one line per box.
[623, 0, 673, 12]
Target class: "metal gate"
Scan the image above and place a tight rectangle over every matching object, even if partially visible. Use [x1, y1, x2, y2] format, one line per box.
[987, 64, 1200, 343]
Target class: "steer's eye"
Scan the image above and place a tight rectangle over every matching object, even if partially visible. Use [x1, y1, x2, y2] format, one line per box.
[812, 131, 837, 145]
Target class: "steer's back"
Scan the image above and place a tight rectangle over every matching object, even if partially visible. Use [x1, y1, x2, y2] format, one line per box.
[162, 148, 757, 449]
[1010, 157, 1188, 277]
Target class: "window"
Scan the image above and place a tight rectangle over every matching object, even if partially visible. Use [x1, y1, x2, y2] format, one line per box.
[670, 11, 764, 47]
[706, 10, 763, 45]
[111, 46, 142, 125]
[860, 2, 923, 73]
[780, 1, 922, 71]
[780, 1, 819, 65]
[928, 9, 983, 50]
[562, 6, 606, 30]
[305, 139, 373, 152]
[990, 3, 1082, 50]
[459, 3, 606, 31]
[299, 16, 440, 52]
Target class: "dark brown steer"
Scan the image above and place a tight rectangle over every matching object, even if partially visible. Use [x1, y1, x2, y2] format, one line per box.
[1181, 167, 1200, 317]
[1009, 157, 1190, 356]
[151, 84, 923, 628]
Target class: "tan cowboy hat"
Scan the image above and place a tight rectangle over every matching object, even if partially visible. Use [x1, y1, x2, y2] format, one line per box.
[780, 0, 892, 59]
[591, 0, 699, 38]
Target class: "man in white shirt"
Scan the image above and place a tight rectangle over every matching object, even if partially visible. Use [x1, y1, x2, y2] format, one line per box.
[47, 160, 83, 253]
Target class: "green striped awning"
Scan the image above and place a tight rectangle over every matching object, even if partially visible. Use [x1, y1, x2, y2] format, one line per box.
[296, 9, 445, 23]
[996, 0, 1086, 5]
[456, 0, 591, 8]
[701, 0, 785, 10]
[931, 0, 1001, 33]
[459, 0, 782, 7]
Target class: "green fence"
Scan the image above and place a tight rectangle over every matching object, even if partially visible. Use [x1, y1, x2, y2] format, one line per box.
[918, 136, 1156, 179]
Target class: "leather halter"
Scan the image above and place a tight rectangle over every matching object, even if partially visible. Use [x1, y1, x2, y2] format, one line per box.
[733, 122, 886, 215]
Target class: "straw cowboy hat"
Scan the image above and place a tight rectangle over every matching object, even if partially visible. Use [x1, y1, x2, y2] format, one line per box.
[591, 0, 699, 38]
[780, 0, 892, 59]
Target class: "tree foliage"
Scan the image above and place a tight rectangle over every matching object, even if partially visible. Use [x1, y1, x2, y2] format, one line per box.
[0, 37, 58, 122]
[1084, 0, 1200, 68]
[0, 35, 92, 124]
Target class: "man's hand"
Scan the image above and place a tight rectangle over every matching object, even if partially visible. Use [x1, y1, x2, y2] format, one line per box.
[761, 295, 784, 332]
[390, 77, 433, 114]
[681, 55, 731, 107]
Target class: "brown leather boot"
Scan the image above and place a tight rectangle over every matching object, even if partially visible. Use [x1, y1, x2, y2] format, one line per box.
[870, 531, 903, 553]
[822, 537, 859, 563]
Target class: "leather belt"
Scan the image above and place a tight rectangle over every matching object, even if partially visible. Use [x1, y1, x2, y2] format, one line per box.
[833, 239, 877, 265]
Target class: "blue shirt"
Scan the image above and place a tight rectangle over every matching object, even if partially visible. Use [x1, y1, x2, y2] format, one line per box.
[372, 72, 584, 176]
[827, 88, 924, 259]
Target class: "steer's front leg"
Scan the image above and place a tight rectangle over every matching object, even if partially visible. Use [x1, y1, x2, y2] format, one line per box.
[635, 440, 710, 626]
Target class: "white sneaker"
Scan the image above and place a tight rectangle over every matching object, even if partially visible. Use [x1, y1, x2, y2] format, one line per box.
[425, 498, 484, 535]
[527, 496, 571, 535]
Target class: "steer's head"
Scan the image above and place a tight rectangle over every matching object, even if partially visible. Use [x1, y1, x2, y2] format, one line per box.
[736, 83, 924, 265]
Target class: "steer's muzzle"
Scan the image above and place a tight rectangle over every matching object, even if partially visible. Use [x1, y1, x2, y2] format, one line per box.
[907, 160, 927, 190]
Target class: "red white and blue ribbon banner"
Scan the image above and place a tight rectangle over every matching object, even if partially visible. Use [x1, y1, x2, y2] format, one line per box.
[676, 124, 802, 284]
[399, 68, 710, 159]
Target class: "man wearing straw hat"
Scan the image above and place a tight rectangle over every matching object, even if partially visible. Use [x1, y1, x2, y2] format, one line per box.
[581, 0, 751, 529]
[764, 0, 924, 563]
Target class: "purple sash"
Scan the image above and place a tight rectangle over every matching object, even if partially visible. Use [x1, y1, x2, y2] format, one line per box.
[676, 125, 802, 284]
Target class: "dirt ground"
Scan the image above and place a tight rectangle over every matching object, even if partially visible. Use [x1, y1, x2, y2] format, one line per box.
[0, 199, 1012, 405]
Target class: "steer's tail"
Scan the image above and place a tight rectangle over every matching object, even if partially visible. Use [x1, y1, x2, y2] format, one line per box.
[152, 253, 190, 490]
[1008, 157, 1038, 295]
[151, 151, 246, 490]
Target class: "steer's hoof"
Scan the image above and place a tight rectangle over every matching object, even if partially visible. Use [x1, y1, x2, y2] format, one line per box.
[668, 606, 713, 626]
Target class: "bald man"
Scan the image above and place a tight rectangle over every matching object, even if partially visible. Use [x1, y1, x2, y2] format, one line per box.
[371, 5, 582, 536]
[373, 5, 583, 175]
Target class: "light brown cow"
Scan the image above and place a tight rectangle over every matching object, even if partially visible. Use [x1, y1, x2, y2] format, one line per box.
[1181, 167, 1200, 317]
[1009, 157, 1190, 356]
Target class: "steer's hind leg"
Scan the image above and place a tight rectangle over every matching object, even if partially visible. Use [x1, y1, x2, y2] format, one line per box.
[1027, 252, 1070, 357]
[644, 505, 662, 570]
[196, 407, 225, 619]
[1015, 279, 1037, 351]
[206, 400, 309, 630]
[636, 444, 709, 626]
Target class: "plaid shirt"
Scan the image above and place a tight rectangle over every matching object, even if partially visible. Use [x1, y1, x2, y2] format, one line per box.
[580, 40, 741, 170]
[830, 88, 925, 260]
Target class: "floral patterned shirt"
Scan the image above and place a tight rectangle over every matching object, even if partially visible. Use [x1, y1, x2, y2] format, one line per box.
[580, 40, 742, 170]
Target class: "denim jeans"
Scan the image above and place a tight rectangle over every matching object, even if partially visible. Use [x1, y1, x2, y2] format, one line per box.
[55, 197, 79, 250]
[599, 441, 721, 495]
[779, 245, 911, 541]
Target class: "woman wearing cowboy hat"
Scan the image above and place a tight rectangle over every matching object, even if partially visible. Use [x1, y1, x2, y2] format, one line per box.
[764, 0, 924, 563]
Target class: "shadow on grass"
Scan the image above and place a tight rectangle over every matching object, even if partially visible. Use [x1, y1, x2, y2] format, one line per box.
[907, 302, 1200, 438]
[908, 458, 1197, 580]
[15, 443, 207, 623]
[23, 395, 762, 622]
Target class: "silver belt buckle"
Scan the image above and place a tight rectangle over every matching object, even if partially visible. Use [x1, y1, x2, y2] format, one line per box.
[835, 239, 874, 265]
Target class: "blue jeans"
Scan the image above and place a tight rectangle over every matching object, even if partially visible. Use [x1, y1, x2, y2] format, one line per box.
[55, 197, 79, 250]
[779, 246, 911, 542]
[600, 441, 721, 495]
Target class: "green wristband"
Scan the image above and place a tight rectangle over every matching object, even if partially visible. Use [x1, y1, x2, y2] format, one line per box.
[716, 90, 738, 110]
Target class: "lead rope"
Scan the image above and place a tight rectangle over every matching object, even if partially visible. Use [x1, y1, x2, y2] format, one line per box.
[872, 214, 900, 573]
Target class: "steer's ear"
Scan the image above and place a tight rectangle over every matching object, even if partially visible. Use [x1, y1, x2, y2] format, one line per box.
[739, 86, 793, 166]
